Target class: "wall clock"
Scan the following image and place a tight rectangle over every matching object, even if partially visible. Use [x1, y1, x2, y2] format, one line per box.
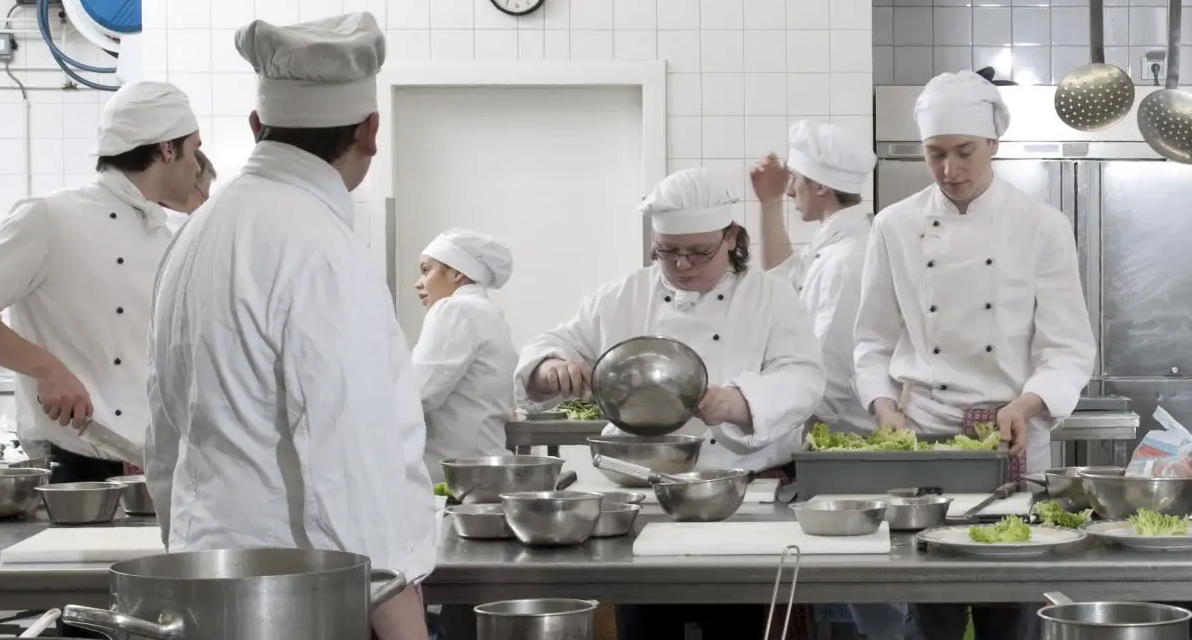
[490, 0, 546, 17]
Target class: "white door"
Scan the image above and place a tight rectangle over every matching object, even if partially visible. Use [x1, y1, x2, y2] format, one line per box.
[392, 85, 645, 350]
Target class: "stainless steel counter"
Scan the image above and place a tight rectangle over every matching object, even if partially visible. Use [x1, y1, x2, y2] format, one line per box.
[2, 503, 1191, 610]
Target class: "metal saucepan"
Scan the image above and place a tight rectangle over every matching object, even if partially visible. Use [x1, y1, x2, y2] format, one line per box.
[61, 548, 413, 640]
[1039, 591, 1192, 639]
[590, 335, 709, 438]
[475, 598, 599, 640]
[1138, 0, 1192, 162]
[1054, 0, 1135, 131]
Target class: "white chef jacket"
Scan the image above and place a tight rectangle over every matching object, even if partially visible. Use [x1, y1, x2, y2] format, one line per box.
[774, 205, 876, 434]
[146, 142, 437, 579]
[0, 171, 174, 459]
[413, 284, 517, 483]
[515, 264, 825, 472]
[853, 178, 1096, 472]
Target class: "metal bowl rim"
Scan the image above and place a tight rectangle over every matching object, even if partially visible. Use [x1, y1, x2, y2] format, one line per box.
[446, 504, 506, 516]
[1037, 602, 1192, 627]
[441, 455, 564, 468]
[106, 475, 146, 484]
[36, 481, 124, 492]
[600, 491, 647, 504]
[499, 490, 605, 502]
[1081, 470, 1192, 482]
[1045, 466, 1124, 479]
[793, 499, 890, 512]
[599, 502, 642, 514]
[658, 469, 750, 486]
[473, 598, 600, 617]
[885, 496, 952, 507]
[0, 467, 51, 478]
[586, 435, 705, 446]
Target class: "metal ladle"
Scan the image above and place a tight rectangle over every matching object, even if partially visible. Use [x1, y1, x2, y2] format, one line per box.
[1054, 0, 1135, 131]
[1138, 0, 1192, 162]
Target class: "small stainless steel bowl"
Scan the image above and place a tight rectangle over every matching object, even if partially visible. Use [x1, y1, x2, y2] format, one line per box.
[590, 336, 709, 437]
[654, 470, 749, 523]
[0, 467, 51, 518]
[884, 495, 951, 532]
[1080, 468, 1192, 519]
[106, 475, 154, 516]
[36, 481, 124, 525]
[446, 504, 515, 540]
[500, 490, 603, 547]
[1042, 466, 1122, 512]
[598, 491, 647, 505]
[587, 435, 703, 488]
[590, 502, 641, 538]
[793, 499, 888, 536]
[441, 455, 564, 504]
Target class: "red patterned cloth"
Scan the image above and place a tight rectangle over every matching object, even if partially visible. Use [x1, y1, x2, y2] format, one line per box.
[123, 462, 143, 476]
[961, 406, 1025, 484]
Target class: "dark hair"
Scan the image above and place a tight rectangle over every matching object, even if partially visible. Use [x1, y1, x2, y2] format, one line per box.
[727, 222, 750, 273]
[95, 135, 190, 173]
[833, 190, 863, 207]
[255, 121, 362, 164]
[195, 149, 216, 179]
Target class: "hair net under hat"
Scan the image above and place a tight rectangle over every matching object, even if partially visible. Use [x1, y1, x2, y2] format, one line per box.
[914, 71, 1011, 142]
[786, 121, 876, 195]
[422, 229, 514, 290]
[236, 12, 386, 128]
[640, 167, 739, 235]
[95, 81, 199, 156]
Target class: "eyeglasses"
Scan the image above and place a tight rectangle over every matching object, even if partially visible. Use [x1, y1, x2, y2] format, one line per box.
[652, 232, 728, 265]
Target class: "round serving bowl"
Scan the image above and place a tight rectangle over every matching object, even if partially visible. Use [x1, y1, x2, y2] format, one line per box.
[586, 435, 702, 488]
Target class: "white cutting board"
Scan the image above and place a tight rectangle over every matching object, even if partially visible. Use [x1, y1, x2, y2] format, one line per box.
[633, 521, 892, 556]
[0, 527, 165, 564]
[571, 475, 779, 504]
[809, 493, 1034, 517]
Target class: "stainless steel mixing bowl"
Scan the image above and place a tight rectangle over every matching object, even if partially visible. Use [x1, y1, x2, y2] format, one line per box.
[500, 490, 603, 546]
[590, 502, 641, 538]
[793, 499, 888, 536]
[0, 467, 50, 518]
[597, 491, 646, 505]
[36, 481, 123, 524]
[586, 435, 703, 487]
[590, 336, 709, 437]
[1080, 468, 1192, 519]
[654, 469, 749, 522]
[884, 495, 951, 532]
[446, 504, 515, 540]
[1041, 466, 1123, 512]
[441, 455, 564, 504]
[107, 475, 155, 516]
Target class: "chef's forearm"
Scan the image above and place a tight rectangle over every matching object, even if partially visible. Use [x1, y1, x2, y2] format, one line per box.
[758, 200, 792, 270]
[0, 321, 59, 379]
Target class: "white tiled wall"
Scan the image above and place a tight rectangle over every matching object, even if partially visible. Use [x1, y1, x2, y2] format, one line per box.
[1, 0, 874, 249]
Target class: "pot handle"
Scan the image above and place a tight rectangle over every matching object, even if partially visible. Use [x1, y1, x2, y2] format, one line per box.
[61, 605, 184, 640]
[1043, 592, 1075, 606]
[370, 569, 413, 611]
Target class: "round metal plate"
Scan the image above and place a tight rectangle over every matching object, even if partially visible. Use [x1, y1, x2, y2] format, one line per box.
[1082, 519, 1192, 551]
[917, 524, 1086, 557]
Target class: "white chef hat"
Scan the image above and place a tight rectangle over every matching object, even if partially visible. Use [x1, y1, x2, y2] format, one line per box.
[786, 121, 876, 195]
[639, 167, 739, 235]
[235, 12, 386, 128]
[95, 81, 199, 156]
[914, 71, 1011, 142]
[422, 229, 514, 290]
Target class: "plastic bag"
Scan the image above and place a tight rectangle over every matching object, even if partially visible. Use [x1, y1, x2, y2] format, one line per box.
[1126, 406, 1192, 478]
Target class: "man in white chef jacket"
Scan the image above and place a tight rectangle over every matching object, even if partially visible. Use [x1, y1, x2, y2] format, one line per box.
[0, 81, 200, 484]
[516, 167, 825, 640]
[754, 123, 912, 640]
[853, 70, 1096, 640]
[145, 12, 436, 640]
[413, 229, 518, 483]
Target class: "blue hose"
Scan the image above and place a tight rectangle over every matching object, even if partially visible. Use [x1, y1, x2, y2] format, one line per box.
[38, 0, 121, 91]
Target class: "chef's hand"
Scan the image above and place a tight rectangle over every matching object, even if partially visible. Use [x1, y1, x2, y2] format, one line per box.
[36, 362, 92, 428]
[872, 398, 908, 430]
[997, 393, 1043, 455]
[750, 154, 789, 203]
[696, 385, 751, 427]
[529, 358, 591, 399]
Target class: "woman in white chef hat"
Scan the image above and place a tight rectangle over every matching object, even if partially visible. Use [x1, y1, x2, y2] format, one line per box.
[412, 228, 518, 483]
[854, 71, 1095, 640]
[515, 167, 825, 640]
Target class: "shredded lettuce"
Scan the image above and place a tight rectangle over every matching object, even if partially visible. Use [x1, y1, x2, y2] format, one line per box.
[1129, 509, 1190, 536]
[1034, 500, 1092, 529]
[806, 422, 1000, 452]
[968, 516, 1032, 543]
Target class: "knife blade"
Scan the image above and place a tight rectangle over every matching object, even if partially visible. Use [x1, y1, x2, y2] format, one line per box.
[962, 480, 1019, 518]
[77, 417, 144, 465]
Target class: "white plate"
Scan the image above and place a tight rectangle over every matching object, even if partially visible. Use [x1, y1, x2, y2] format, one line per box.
[918, 524, 1086, 557]
[1082, 519, 1192, 551]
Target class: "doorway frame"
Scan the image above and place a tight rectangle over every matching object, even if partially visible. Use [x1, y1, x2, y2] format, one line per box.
[370, 61, 668, 312]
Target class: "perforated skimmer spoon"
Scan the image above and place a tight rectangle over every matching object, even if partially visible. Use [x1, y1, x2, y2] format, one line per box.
[1054, 0, 1135, 131]
[1138, 0, 1192, 162]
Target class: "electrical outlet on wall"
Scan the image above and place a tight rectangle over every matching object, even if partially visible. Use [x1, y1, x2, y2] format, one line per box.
[0, 31, 14, 62]
[1143, 51, 1167, 86]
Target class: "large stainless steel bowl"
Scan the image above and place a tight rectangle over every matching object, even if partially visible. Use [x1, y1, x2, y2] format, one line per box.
[36, 481, 123, 524]
[590, 336, 709, 437]
[1080, 468, 1192, 519]
[475, 599, 598, 640]
[500, 491, 603, 546]
[107, 475, 155, 516]
[1042, 466, 1123, 512]
[654, 470, 749, 522]
[0, 467, 51, 518]
[586, 435, 703, 487]
[793, 500, 888, 536]
[441, 455, 564, 504]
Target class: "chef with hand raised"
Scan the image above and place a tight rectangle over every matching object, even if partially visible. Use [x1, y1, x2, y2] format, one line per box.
[853, 70, 1096, 640]
[145, 12, 435, 640]
[517, 166, 824, 640]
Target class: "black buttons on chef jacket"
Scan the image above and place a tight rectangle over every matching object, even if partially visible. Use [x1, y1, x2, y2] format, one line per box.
[933, 347, 941, 354]
[927, 260, 936, 267]
[985, 258, 994, 265]
[985, 302, 992, 309]
[717, 294, 724, 300]
[115, 410, 122, 416]
[932, 221, 940, 227]
[986, 345, 994, 352]
[713, 334, 721, 341]
[710, 439, 717, 445]
[797, 286, 803, 292]
[929, 305, 937, 312]
[664, 296, 672, 302]
[116, 307, 124, 314]
[940, 384, 949, 391]
[114, 358, 121, 365]
[814, 253, 821, 259]
[109, 212, 117, 219]
[116, 257, 124, 264]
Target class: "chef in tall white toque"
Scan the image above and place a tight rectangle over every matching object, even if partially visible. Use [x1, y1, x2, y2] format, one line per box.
[145, 12, 436, 640]
[0, 81, 200, 483]
[853, 70, 1096, 640]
